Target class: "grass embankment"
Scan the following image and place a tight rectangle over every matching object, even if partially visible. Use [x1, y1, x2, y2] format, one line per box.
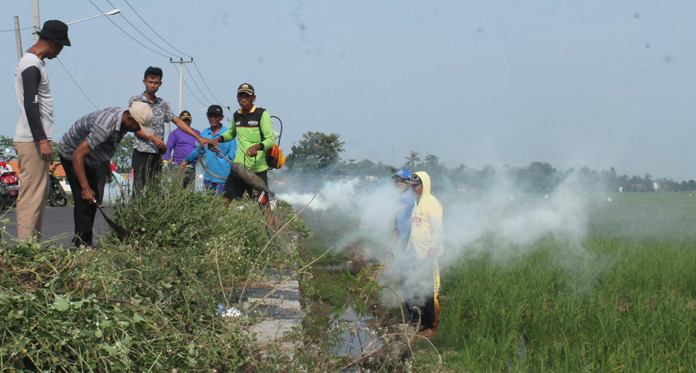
[0, 177, 305, 372]
[419, 193, 696, 372]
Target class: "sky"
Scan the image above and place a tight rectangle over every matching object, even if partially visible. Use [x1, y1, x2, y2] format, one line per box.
[1, 1, 695, 180]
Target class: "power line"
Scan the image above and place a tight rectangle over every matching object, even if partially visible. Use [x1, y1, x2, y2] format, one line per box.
[103, 0, 179, 58]
[104, 2, 223, 105]
[0, 26, 33, 33]
[121, 0, 192, 58]
[171, 64, 208, 107]
[185, 63, 214, 104]
[87, 0, 172, 58]
[84, 0, 225, 112]
[56, 57, 100, 111]
[192, 60, 222, 104]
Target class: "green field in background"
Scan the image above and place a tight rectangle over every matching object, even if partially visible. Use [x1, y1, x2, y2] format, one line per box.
[422, 193, 696, 372]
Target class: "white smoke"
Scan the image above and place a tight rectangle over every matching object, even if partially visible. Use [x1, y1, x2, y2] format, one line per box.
[276, 178, 398, 258]
[277, 170, 603, 307]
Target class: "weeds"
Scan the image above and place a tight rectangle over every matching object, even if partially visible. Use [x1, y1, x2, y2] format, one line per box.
[0, 176, 298, 372]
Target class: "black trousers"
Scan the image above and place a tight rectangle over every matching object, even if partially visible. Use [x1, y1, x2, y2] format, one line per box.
[223, 169, 268, 201]
[407, 295, 439, 331]
[59, 155, 98, 247]
[403, 259, 441, 331]
[131, 150, 162, 195]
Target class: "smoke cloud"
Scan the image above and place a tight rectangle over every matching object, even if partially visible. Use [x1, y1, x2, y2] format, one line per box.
[275, 169, 603, 307]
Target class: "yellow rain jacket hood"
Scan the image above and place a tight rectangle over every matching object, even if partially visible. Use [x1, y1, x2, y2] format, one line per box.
[406, 171, 444, 259]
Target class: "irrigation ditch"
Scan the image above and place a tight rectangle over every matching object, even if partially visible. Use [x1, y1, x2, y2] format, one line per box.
[279, 213, 444, 372]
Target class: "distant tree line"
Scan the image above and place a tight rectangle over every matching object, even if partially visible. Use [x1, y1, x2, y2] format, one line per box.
[3, 131, 694, 193]
[282, 132, 696, 193]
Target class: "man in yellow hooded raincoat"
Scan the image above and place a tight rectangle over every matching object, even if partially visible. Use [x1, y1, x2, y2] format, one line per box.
[404, 171, 443, 337]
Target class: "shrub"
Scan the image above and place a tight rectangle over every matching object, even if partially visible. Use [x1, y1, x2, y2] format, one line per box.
[0, 176, 286, 371]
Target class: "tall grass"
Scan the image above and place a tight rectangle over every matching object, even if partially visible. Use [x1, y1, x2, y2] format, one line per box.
[430, 193, 696, 372]
[0, 175, 302, 372]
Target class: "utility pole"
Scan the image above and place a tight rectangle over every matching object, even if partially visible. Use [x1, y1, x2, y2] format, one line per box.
[169, 57, 193, 137]
[14, 17, 23, 61]
[32, 0, 40, 42]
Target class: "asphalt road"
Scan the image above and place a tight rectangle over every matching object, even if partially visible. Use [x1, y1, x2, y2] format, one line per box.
[1, 204, 113, 247]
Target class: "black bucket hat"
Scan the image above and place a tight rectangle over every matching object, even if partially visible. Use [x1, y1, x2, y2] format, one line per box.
[37, 20, 71, 46]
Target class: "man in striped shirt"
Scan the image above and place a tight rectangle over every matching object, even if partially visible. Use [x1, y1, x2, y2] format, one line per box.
[57, 102, 154, 248]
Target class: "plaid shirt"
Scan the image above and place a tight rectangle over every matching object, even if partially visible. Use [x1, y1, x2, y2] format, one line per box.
[129, 93, 175, 153]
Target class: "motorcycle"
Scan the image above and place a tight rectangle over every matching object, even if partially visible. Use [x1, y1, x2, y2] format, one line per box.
[48, 163, 69, 207]
[0, 157, 19, 211]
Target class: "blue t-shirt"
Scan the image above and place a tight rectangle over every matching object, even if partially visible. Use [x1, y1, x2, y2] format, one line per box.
[395, 191, 415, 246]
[184, 126, 236, 182]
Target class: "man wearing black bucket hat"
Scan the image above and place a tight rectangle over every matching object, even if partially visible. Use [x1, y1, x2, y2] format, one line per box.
[13, 20, 71, 241]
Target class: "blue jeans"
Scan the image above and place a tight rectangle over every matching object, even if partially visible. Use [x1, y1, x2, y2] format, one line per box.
[204, 180, 225, 196]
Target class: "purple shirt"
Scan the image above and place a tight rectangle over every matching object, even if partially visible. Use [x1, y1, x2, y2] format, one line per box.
[164, 127, 201, 164]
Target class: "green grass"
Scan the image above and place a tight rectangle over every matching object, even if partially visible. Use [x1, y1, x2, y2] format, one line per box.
[0, 175, 303, 372]
[417, 192, 696, 372]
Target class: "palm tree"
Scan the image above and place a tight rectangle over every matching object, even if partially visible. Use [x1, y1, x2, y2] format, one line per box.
[404, 151, 420, 168]
[424, 154, 440, 169]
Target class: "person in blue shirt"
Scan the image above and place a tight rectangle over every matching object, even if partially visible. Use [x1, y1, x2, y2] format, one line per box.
[180, 105, 236, 195]
[389, 168, 415, 251]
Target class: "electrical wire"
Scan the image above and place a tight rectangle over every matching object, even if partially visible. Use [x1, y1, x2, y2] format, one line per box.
[87, 0, 172, 58]
[7, 3, 224, 110]
[185, 63, 214, 104]
[192, 60, 223, 104]
[184, 79, 209, 108]
[0, 26, 33, 33]
[84, 0, 226, 112]
[99, 1, 223, 107]
[56, 57, 100, 110]
[171, 63, 209, 107]
[121, 0, 192, 58]
[103, 0, 178, 57]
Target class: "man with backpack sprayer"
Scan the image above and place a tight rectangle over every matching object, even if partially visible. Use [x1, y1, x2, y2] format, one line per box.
[216, 83, 276, 205]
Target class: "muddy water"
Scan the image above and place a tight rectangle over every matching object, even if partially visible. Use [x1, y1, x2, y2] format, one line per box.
[334, 306, 383, 357]
[304, 266, 392, 362]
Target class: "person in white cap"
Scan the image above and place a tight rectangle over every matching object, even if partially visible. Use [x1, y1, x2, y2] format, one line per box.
[14, 19, 71, 241]
[57, 102, 154, 248]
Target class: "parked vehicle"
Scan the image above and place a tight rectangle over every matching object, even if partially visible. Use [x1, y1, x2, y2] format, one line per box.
[48, 163, 68, 207]
[0, 156, 19, 211]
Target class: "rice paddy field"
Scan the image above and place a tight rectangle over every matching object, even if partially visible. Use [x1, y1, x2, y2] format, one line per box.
[419, 192, 696, 372]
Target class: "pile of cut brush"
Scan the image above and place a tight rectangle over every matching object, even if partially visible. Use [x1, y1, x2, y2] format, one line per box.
[0, 176, 295, 372]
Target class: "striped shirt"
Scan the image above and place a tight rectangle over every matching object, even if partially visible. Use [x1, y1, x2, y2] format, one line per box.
[129, 93, 174, 153]
[57, 107, 128, 168]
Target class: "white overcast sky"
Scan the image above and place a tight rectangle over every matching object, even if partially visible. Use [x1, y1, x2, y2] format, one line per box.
[1, 1, 695, 180]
